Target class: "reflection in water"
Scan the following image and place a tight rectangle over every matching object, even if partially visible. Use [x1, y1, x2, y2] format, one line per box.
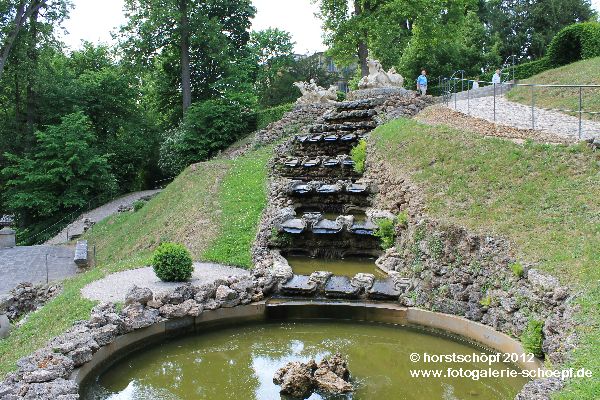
[84, 322, 527, 400]
[286, 255, 387, 278]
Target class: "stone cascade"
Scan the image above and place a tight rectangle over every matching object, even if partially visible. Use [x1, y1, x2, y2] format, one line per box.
[270, 99, 386, 261]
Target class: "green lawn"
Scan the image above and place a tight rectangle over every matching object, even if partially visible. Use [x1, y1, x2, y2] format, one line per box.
[0, 145, 273, 379]
[507, 57, 600, 121]
[372, 118, 599, 399]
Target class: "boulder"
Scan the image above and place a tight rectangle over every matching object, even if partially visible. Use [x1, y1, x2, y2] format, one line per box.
[125, 286, 153, 306]
[273, 361, 316, 398]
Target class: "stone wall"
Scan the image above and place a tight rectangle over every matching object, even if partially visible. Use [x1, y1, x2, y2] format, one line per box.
[0, 283, 62, 323]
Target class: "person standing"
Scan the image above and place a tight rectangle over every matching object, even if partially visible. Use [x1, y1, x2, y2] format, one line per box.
[492, 69, 502, 85]
[416, 70, 428, 95]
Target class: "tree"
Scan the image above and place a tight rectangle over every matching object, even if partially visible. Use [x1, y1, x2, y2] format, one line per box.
[121, 0, 256, 116]
[2, 112, 116, 228]
[479, 0, 595, 60]
[248, 28, 296, 106]
[0, 0, 70, 80]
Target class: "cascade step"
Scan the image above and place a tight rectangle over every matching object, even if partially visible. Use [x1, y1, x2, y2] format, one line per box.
[309, 121, 377, 134]
[323, 109, 377, 123]
[273, 156, 361, 179]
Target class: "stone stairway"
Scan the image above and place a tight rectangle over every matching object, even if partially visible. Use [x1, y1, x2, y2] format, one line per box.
[268, 98, 401, 300]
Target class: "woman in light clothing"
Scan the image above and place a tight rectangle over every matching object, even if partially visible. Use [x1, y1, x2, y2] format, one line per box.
[492, 69, 502, 85]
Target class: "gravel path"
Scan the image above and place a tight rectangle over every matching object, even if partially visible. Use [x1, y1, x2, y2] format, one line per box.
[81, 262, 249, 303]
[46, 190, 162, 245]
[447, 95, 600, 140]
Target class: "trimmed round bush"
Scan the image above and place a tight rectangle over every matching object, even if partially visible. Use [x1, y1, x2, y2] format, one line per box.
[151, 242, 193, 282]
[547, 22, 600, 66]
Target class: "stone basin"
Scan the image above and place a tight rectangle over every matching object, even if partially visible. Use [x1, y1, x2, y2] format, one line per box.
[290, 183, 312, 195]
[324, 134, 339, 142]
[341, 133, 358, 142]
[295, 134, 310, 143]
[316, 184, 340, 194]
[323, 158, 340, 167]
[308, 134, 324, 142]
[312, 219, 344, 235]
[284, 158, 300, 168]
[350, 220, 378, 235]
[303, 158, 321, 168]
[346, 183, 368, 193]
[281, 218, 306, 234]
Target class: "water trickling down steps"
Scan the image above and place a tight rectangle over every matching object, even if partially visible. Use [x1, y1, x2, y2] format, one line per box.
[269, 98, 401, 300]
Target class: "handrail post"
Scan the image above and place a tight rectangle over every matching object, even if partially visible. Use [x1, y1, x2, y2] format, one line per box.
[461, 70, 464, 93]
[531, 85, 535, 130]
[493, 83, 496, 122]
[579, 86, 583, 139]
[467, 79, 470, 115]
[454, 78, 457, 110]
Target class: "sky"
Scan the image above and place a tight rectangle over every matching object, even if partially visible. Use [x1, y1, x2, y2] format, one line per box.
[62, 0, 600, 53]
[62, 0, 327, 54]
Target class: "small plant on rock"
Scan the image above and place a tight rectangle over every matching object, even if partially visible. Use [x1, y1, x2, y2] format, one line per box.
[521, 318, 544, 358]
[152, 242, 193, 282]
[375, 218, 396, 250]
[510, 262, 525, 278]
[396, 210, 409, 228]
[350, 139, 367, 173]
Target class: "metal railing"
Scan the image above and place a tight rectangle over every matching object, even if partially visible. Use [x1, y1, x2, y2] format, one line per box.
[440, 77, 600, 139]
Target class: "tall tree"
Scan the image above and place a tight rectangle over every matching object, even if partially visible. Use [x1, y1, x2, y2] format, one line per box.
[0, 0, 69, 80]
[121, 0, 256, 117]
[479, 0, 595, 60]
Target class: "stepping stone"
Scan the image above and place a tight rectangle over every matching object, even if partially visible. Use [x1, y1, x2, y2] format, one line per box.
[324, 276, 360, 299]
[346, 183, 368, 194]
[312, 219, 343, 235]
[281, 219, 306, 234]
[323, 159, 340, 167]
[280, 275, 317, 296]
[368, 278, 401, 300]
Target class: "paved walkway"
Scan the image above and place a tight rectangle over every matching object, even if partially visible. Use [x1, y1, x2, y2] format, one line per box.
[81, 262, 249, 303]
[447, 95, 600, 140]
[46, 190, 162, 245]
[0, 245, 78, 295]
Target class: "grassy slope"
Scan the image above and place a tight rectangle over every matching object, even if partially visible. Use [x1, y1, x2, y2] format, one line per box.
[372, 119, 599, 399]
[0, 145, 272, 378]
[507, 57, 600, 120]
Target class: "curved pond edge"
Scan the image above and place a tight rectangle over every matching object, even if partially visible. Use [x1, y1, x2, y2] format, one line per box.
[74, 299, 543, 392]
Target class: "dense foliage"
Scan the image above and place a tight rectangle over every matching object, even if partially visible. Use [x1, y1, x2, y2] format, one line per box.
[313, 0, 596, 80]
[547, 22, 600, 66]
[151, 242, 194, 282]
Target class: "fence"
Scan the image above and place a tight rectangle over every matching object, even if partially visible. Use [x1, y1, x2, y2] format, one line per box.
[439, 76, 600, 140]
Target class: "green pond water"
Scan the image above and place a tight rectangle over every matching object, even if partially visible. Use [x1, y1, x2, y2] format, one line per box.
[286, 256, 387, 278]
[84, 321, 527, 400]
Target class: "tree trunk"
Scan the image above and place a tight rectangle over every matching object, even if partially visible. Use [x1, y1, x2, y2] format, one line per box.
[0, 1, 45, 82]
[353, 0, 369, 77]
[179, 0, 192, 114]
[26, 9, 39, 131]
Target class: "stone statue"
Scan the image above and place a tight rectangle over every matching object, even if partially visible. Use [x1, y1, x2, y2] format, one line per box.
[293, 79, 338, 104]
[358, 59, 404, 89]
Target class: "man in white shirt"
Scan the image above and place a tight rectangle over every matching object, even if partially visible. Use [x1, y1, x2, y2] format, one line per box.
[492, 69, 502, 84]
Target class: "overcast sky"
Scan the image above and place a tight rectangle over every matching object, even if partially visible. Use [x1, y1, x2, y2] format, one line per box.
[61, 0, 327, 54]
[62, 0, 600, 53]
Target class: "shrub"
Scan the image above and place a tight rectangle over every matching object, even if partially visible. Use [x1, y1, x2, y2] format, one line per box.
[547, 22, 600, 66]
[510, 262, 525, 278]
[159, 92, 258, 176]
[256, 103, 294, 131]
[396, 210, 409, 228]
[351, 139, 367, 173]
[151, 242, 193, 282]
[480, 296, 492, 307]
[521, 319, 545, 358]
[375, 218, 396, 250]
[133, 200, 146, 212]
